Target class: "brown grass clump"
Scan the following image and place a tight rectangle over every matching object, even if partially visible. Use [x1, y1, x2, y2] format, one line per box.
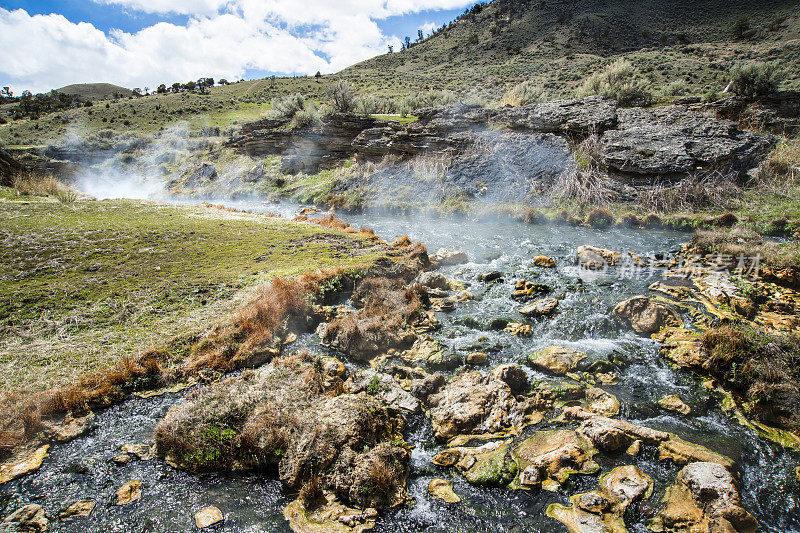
[322, 277, 428, 361]
[642, 171, 742, 213]
[12, 172, 62, 197]
[702, 325, 800, 431]
[586, 207, 615, 228]
[619, 212, 644, 228]
[642, 213, 662, 228]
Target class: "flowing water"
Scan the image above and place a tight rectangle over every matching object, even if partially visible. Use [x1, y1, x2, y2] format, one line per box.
[3, 204, 800, 532]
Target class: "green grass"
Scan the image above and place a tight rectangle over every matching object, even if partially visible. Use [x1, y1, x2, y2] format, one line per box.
[0, 197, 386, 393]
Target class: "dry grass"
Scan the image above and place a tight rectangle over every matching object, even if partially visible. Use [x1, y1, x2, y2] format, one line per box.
[753, 137, 800, 199]
[12, 173, 62, 197]
[702, 325, 800, 431]
[641, 171, 743, 213]
[550, 133, 611, 206]
[586, 207, 615, 228]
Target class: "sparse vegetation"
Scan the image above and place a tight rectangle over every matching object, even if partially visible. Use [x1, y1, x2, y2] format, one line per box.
[501, 80, 546, 107]
[577, 58, 652, 106]
[730, 61, 784, 98]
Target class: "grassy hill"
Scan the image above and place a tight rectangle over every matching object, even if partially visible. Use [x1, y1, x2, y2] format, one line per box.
[56, 83, 133, 100]
[342, 0, 800, 99]
[1, 0, 799, 147]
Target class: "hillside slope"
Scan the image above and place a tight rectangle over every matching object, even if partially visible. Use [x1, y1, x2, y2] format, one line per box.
[342, 0, 800, 98]
[56, 83, 134, 99]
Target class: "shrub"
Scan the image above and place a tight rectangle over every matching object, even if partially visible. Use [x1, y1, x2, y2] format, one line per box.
[271, 93, 306, 119]
[730, 62, 784, 98]
[501, 80, 546, 107]
[586, 207, 614, 228]
[577, 58, 652, 106]
[660, 80, 688, 99]
[326, 80, 356, 113]
[731, 16, 751, 40]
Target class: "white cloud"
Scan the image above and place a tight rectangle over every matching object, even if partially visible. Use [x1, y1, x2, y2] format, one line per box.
[0, 1, 474, 93]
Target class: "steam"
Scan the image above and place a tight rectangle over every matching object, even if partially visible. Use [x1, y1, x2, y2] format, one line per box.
[66, 123, 191, 200]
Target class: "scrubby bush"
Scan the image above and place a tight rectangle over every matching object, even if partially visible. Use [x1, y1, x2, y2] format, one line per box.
[731, 16, 752, 40]
[501, 80, 546, 107]
[326, 80, 356, 113]
[577, 58, 651, 106]
[270, 93, 321, 129]
[660, 80, 688, 99]
[586, 207, 614, 228]
[730, 62, 784, 98]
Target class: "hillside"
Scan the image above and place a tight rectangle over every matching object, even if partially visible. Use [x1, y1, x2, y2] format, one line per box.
[342, 0, 800, 98]
[55, 82, 133, 99]
[1, 0, 800, 147]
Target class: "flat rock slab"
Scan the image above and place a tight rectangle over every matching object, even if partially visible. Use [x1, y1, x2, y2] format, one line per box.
[528, 346, 587, 375]
[519, 297, 559, 317]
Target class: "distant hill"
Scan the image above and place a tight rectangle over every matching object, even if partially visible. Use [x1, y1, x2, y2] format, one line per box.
[55, 83, 133, 100]
[342, 0, 800, 98]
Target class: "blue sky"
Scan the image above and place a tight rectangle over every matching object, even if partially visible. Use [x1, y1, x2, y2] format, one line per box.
[0, 0, 478, 93]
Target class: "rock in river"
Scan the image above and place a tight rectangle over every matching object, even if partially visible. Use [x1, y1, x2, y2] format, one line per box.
[1, 504, 48, 533]
[519, 297, 559, 317]
[195, 506, 224, 528]
[613, 296, 680, 334]
[429, 479, 461, 503]
[527, 346, 587, 376]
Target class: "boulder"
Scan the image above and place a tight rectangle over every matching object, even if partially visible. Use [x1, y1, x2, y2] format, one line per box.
[501, 96, 619, 134]
[478, 270, 503, 282]
[433, 249, 468, 266]
[426, 371, 544, 440]
[658, 394, 691, 415]
[512, 430, 599, 491]
[194, 506, 223, 528]
[613, 296, 681, 334]
[533, 255, 557, 268]
[599, 465, 652, 510]
[1, 505, 48, 533]
[651, 462, 757, 533]
[0, 445, 49, 484]
[57, 500, 95, 519]
[116, 480, 142, 505]
[347, 369, 419, 413]
[519, 297, 559, 317]
[527, 346, 587, 375]
[584, 388, 620, 417]
[576, 246, 621, 270]
[428, 479, 460, 503]
[490, 364, 529, 394]
[417, 272, 450, 291]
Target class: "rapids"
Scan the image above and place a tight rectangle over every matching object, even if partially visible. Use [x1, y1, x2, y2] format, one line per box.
[3, 204, 799, 532]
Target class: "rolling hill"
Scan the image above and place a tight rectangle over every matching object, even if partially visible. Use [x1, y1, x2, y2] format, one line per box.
[55, 83, 134, 100]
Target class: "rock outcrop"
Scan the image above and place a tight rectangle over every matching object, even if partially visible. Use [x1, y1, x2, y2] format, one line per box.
[0, 145, 21, 187]
[613, 296, 681, 334]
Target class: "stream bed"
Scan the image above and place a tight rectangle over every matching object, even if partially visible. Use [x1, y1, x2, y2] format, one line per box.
[3, 205, 800, 532]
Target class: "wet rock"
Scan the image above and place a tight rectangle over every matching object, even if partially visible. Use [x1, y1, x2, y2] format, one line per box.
[570, 409, 669, 451]
[1, 504, 48, 532]
[626, 440, 641, 456]
[613, 296, 681, 334]
[116, 480, 142, 505]
[600, 465, 652, 509]
[650, 462, 757, 533]
[57, 500, 95, 519]
[410, 372, 446, 402]
[433, 249, 468, 266]
[112, 454, 131, 465]
[490, 364, 529, 394]
[0, 445, 49, 484]
[658, 394, 691, 415]
[584, 388, 620, 417]
[534, 255, 557, 268]
[120, 443, 154, 461]
[503, 322, 532, 337]
[466, 352, 488, 366]
[0, 145, 22, 188]
[576, 246, 621, 270]
[347, 370, 419, 412]
[527, 346, 587, 376]
[575, 491, 610, 514]
[512, 280, 551, 299]
[512, 430, 599, 491]
[426, 371, 544, 440]
[547, 501, 621, 533]
[657, 435, 733, 469]
[418, 272, 450, 291]
[519, 297, 559, 317]
[195, 506, 223, 528]
[403, 337, 461, 371]
[478, 270, 503, 282]
[39, 412, 95, 443]
[283, 491, 377, 533]
[428, 479, 460, 503]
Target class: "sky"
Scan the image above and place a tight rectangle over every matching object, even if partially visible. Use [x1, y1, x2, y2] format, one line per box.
[0, 0, 479, 94]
